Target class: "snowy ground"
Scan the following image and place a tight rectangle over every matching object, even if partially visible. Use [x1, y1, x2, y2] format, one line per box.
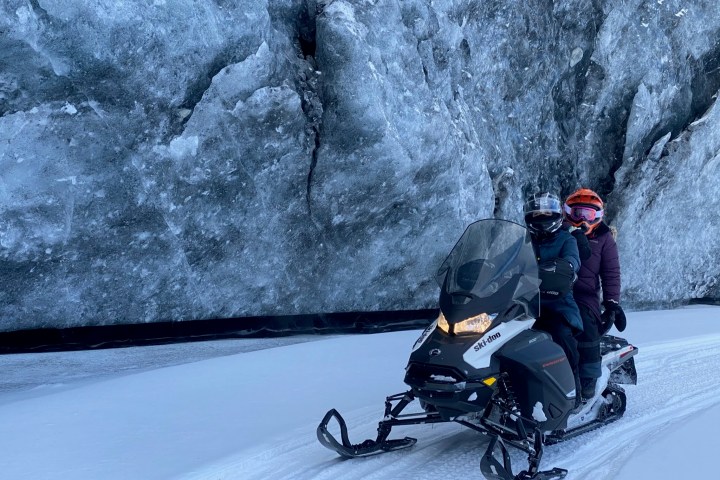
[1, 306, 719, 479]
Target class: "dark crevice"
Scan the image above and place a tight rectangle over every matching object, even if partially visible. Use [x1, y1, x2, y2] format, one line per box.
[633, 39, 719, 144]
[627, 44, 720, 215]
[297, 2, 323, 217]
[306, 127, 321, 215]
[550, 0, 608, 194]
[28, 0, 52, 23]
[688, 42, 720, 126]
[689, 296, 720, 306]
[630, 46, 720, 162]
[621, 40, 720, 207]
[601, 92, 634, 196]
[299, 26, 317, 58]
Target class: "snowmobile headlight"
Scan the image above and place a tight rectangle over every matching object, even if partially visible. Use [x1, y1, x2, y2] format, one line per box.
[437, 312, 451, 334]
[453, 313, 496, 335]
[436, 311, 497, 335]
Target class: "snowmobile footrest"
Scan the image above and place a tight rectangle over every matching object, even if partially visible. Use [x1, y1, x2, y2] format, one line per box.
[546, 384, 627, 445]
[316, 408, 416, 458]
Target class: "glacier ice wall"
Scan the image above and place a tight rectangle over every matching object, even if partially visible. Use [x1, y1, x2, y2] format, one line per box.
[1, 0, 719, 330]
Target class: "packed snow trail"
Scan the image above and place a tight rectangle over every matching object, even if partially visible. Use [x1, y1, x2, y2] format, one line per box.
[188, 331, 720, 480]
[2, 308, 719, 480]
[548, 334, 720, 479]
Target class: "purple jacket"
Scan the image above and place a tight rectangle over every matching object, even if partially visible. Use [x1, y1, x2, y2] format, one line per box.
[572, 222, 621, 319]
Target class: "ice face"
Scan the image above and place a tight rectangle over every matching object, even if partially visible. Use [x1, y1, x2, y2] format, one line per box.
[1, 0, 719, 330]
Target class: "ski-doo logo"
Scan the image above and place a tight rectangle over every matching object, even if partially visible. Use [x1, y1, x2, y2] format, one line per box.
[463, 318, 534, 369]
[472, 331, 501, 352]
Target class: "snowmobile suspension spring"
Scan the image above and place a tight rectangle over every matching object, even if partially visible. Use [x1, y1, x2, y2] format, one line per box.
[497, 376, 530, 440]
[498, 376, 519, 412]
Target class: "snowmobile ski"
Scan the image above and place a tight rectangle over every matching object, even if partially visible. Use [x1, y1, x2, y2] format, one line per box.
[317, 391, 440, 458]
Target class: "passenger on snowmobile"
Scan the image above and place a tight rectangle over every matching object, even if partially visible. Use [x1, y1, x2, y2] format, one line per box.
[523, 192, 584, 408]
[563, 188, 625, 401]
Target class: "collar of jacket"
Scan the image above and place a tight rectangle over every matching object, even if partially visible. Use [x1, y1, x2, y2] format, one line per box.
[589, 222, 610, 238]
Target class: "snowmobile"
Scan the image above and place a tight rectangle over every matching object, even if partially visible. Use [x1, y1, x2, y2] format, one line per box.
[317, 219, 638, 479]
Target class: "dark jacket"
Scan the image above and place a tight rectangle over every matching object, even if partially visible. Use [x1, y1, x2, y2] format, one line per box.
[532, 228, 583, 331]
[572, 222, 621, 319]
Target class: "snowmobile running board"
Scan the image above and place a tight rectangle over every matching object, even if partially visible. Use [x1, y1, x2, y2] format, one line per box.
[546, 384, 627, 445]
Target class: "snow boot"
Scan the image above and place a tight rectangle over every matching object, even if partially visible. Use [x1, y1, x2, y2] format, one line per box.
[581, 378, 597, 401]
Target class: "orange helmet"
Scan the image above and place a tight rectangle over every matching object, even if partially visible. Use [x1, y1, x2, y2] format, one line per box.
[563, 188, 604, 233]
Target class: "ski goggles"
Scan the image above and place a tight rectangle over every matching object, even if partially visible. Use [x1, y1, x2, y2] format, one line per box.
[564, 204, 603, 222]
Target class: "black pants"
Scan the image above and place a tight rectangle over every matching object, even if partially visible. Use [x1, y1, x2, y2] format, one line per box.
[534, 312, 579, 377]
[576, 303, 602, 382]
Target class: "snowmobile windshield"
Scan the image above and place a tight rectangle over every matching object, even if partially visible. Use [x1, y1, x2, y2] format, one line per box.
[436, 219, 540, 306]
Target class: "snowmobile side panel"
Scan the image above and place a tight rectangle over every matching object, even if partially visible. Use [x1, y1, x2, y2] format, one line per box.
[495, 329, 576, 432]
[463, 317, 535, 369]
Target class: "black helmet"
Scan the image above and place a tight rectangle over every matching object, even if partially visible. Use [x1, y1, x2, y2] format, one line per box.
[524, 192, 563, 237]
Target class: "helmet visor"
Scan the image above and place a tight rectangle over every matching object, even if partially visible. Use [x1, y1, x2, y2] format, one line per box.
[524, 196, 561, 216]
[565, 205, 603, 222]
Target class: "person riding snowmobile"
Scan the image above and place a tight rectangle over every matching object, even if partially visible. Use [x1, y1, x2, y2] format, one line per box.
[317, 216, 639, 480]
[523, 192, 584, 408]
[563, 188, 625, 401]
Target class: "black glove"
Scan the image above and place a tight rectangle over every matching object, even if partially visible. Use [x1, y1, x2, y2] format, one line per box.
[601, 300, 626, 332]
[569, 226, 591, 261]
[538, 257, 575, 299]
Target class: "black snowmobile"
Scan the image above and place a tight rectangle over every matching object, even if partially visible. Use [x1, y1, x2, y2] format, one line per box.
[317, 219, 638, 479]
